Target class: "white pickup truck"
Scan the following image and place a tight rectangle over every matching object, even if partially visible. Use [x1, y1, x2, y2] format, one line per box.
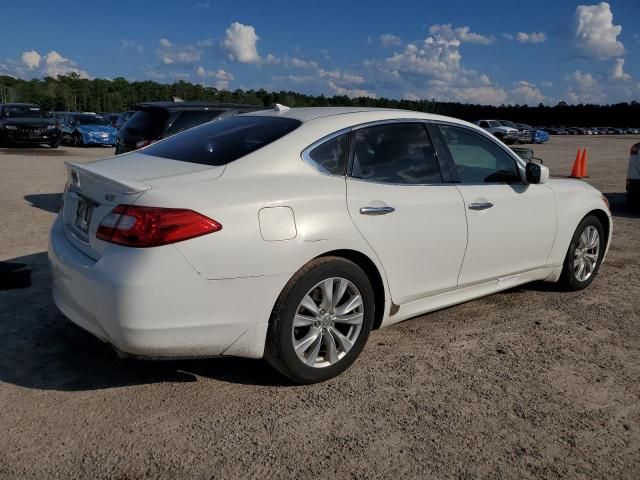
[475, 120, 520, 144]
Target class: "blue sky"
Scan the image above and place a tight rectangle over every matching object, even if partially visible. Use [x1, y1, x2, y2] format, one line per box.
[1, 0, 639, 105]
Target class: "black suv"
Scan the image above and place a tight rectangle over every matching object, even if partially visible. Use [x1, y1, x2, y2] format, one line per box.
[0, 103, 60, 148]
[115, 101, 262, 154]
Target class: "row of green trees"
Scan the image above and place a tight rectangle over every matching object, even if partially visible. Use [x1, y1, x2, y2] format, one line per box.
[1, 73, 638, 127]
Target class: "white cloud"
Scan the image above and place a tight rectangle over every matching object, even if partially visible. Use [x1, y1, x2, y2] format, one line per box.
[541, 81, 553, 88]
[265, 53, 280, 65]
[364, 25, 511, 104]
[21, 51, 41, 69]
[224, 22, 261, 64]
[194, 1, 210, 8]
[196, 66, 234, 89]
[327, 81, 377, 99]
[609, 58, 631, 81]
[379, 34, 402, 47]
[156, 38, 201, 66]
[566, 70, 606, 103]
[429, 24, 495, 45]
[510, 81, 546, 104]
[286, 57, 319, 69]
[501, 33, 514, 41]
[574, 2, 624, 59]
[121, 40, 144, 53]
[515, 32, 547, 43]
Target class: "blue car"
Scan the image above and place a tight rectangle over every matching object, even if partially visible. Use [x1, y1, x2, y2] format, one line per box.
[60, 113, 117, 147]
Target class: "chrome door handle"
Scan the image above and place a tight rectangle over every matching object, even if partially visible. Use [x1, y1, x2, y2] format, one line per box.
[468, 202, 494, 211]
[359, 206, 395, 216]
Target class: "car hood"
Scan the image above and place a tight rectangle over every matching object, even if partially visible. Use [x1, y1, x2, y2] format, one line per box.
[2, 118, 55, 127]
[77, 124, 116, 134]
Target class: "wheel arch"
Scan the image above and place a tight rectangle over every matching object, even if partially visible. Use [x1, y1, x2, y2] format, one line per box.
[586, 208, 611, 244]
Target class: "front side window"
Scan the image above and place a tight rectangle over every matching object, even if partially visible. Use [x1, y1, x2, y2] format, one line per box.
[350, 123, 443, 185]
[142, 116, 301, 166]
[306, 133, 349, 175]
[438, 124, 521, 184]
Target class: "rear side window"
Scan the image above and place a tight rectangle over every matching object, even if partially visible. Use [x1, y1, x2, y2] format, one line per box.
[350, 123, 443, 185]
[306, 134, 349, 175]
[165, 110, 224, 135]
[142, 116, 301, 166]
[124, 109, 170, 137]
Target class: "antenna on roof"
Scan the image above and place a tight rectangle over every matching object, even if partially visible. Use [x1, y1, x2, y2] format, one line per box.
[172, 96, 184, 103]
[273, 103, 290, 112]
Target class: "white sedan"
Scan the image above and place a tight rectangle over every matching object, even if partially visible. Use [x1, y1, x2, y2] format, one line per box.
[49, 107, 612, 383]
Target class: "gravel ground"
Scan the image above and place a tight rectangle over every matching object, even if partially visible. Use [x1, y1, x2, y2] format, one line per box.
[0, 137, 638, 479]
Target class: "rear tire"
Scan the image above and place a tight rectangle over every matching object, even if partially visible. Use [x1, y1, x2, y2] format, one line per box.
[557, 215, 605, 291]
[265, 257, 375, 384]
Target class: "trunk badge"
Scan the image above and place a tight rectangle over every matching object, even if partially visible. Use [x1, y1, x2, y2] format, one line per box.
[105, 193, 116, 202]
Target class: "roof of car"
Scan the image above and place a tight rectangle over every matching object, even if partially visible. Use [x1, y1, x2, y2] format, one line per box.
[245, 106, 460, 124]
[136, 101, 262, 111]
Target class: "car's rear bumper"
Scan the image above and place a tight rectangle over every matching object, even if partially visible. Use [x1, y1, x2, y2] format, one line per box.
[48, 215, 288, 359]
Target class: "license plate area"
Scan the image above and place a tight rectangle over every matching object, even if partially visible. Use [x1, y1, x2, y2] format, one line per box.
[74, 198, 95, 235]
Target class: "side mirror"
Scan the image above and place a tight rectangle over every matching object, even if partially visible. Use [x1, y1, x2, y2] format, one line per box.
[526, 162, 549, 184]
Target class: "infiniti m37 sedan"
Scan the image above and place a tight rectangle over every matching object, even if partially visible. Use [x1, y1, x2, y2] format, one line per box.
[49, 107, 612, 383]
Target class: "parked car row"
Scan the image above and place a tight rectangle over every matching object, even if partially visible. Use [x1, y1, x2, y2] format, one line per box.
[541, 126, 640, 135]
[475, 120, 548, 145]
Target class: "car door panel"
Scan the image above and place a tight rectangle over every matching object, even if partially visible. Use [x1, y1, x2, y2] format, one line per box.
[455, 183, 556, 285]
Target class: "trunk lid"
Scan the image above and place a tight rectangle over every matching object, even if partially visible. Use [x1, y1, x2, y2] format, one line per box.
[61, 152, 225, 259]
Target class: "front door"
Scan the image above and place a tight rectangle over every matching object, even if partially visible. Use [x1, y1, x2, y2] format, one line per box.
[435, 123, 556, 286]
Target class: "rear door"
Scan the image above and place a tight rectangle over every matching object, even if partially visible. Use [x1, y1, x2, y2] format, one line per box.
[346, 121, 467, 305]
[433, 123, 556, 286]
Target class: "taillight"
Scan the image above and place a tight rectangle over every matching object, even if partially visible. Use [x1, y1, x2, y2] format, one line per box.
[135, 139, 151, 149]
[631, 143, 639, 155]
[96, 205, 221, 247]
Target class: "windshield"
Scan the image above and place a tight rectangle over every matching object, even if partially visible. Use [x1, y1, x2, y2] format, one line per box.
[2, 106, 47, 118]
[142, 116, 301, 166]
[487, 121, 501, 127]
[500, 120, 518, 128]
[74, 115, 110, 126]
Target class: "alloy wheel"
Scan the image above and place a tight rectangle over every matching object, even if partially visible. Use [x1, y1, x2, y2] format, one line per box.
[573, 225, 600, 282]
[291, 277, 364, 368]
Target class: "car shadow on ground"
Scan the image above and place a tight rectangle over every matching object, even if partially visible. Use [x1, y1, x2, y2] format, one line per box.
[24, 193, 62, 214]
[604, 192, 640, 219]
[0, 146, 67, 156]
[0, 252, 291, 391]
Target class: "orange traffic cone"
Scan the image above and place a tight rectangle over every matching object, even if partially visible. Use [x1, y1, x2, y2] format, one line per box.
[570, 149, 583, 178]
[579, 149, 589, 178]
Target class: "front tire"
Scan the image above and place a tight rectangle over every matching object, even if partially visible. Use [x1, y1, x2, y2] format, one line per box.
[558, 215, 605, 291]
[73, 133, 85, 148]
[265, 257, 375, 384]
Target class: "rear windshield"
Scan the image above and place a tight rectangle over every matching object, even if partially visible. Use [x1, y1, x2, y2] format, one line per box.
[124, 108, 170, 137]
[141, 116, 301, 166]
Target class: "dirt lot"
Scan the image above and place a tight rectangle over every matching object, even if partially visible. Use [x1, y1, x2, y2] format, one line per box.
[0, 137, 639, 479]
